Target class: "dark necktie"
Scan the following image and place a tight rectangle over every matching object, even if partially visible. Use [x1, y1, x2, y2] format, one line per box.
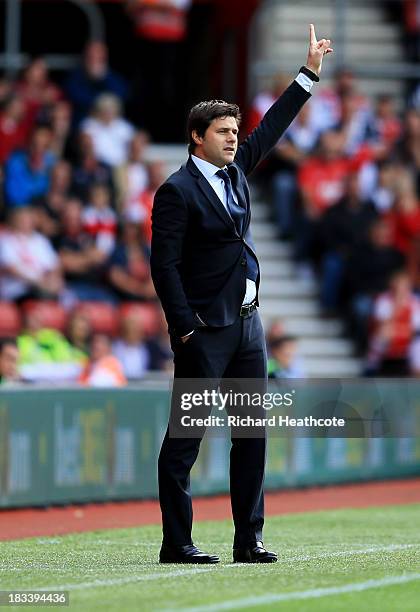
[216, 168, 244, 234]
[216, 168, 258, 282]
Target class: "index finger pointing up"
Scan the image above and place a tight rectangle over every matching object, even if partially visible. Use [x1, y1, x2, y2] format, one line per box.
[309, 23, 317, 44]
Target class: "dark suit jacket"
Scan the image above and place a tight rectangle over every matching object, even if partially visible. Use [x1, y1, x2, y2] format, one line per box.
[151, 80, 311, 337]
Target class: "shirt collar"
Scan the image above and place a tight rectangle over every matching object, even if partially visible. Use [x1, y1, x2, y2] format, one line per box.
[191, 154, 226, 180]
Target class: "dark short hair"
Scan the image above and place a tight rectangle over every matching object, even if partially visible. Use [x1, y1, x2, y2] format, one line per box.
[187, 100, 241, 154]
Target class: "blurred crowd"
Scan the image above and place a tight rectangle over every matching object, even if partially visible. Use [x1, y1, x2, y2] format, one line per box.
[0, 43, 174, 386]
[250, 67, 420, 377]
[0, 44, 304, 387]
[0, 39, 419, 385]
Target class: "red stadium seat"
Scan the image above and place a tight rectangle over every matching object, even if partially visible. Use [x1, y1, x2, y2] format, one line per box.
[118, 302, 160, 338]
[74, 302, 118, 336]
[21, 300, 68, 332]
[0, 302, 21, 336]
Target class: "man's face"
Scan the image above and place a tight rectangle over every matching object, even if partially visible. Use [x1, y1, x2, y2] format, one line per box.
[0, 344, 19, 381]
[193, 116, 238, 167]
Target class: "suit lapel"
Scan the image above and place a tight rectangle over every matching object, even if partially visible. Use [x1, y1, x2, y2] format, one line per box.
[186, 158, 237, 232]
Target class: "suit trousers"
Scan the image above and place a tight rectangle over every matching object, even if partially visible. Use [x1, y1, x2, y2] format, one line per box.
[158, 310, 267, 548]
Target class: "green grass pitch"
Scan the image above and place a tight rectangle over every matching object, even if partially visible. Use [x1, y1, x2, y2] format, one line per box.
[1, 504, 419, 611]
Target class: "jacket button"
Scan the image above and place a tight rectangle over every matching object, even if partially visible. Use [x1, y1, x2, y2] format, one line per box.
[241, 258, 246, 266]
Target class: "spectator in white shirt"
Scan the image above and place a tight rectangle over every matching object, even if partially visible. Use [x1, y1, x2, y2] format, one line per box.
[81, 93, 134, 167]
[112, 312, 151, 380]
[0, 206, 63, 302]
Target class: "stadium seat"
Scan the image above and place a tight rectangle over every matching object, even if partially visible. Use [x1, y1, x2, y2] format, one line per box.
[118, 302, 160, 338]
[0, 302, 21, 336]
[21, 300, 68, 332]
[74, 302, 118, 336]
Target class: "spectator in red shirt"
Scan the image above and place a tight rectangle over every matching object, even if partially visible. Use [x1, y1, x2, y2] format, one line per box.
[0, 94, 31, 164]
[366, 270, 420, 376]
[295, 130, 352, 266]
[298, 129, 351, 218]
[386, 167, 420, 257]
[15, 57, 62, 127]
[82, 183, 118, 256]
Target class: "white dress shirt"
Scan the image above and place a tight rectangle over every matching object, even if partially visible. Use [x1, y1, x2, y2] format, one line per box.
[191, 155, 256, 305]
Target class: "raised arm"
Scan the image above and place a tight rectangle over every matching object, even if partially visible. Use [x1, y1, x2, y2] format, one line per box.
[235, 24, 333, 176]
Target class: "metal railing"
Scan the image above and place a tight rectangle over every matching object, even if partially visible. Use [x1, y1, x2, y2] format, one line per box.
[1, 0, 105, 76]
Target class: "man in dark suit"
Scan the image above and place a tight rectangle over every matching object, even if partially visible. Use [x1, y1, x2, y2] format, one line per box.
[151, 25, 332, 564]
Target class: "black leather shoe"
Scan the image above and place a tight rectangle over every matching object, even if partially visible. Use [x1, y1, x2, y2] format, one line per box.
[233, 541, 277, 563]
[159, 544, 220, 564]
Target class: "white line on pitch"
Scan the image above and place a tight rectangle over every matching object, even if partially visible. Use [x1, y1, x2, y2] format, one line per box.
[171, 573, 420, 612]
[42, 567, 217, 591]
[36, 542, 419, 592]
[277, 543, 419, 564]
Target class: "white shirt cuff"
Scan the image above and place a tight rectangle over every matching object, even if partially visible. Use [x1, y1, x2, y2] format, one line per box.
[295, 72, 314, 93]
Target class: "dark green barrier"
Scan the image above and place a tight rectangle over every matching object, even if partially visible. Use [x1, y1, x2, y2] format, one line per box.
[0, 387, 419, 507]
[0, 388, 169, 508]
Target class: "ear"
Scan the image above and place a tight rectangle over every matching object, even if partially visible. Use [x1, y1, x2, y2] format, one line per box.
[192, 130, 203, 147]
